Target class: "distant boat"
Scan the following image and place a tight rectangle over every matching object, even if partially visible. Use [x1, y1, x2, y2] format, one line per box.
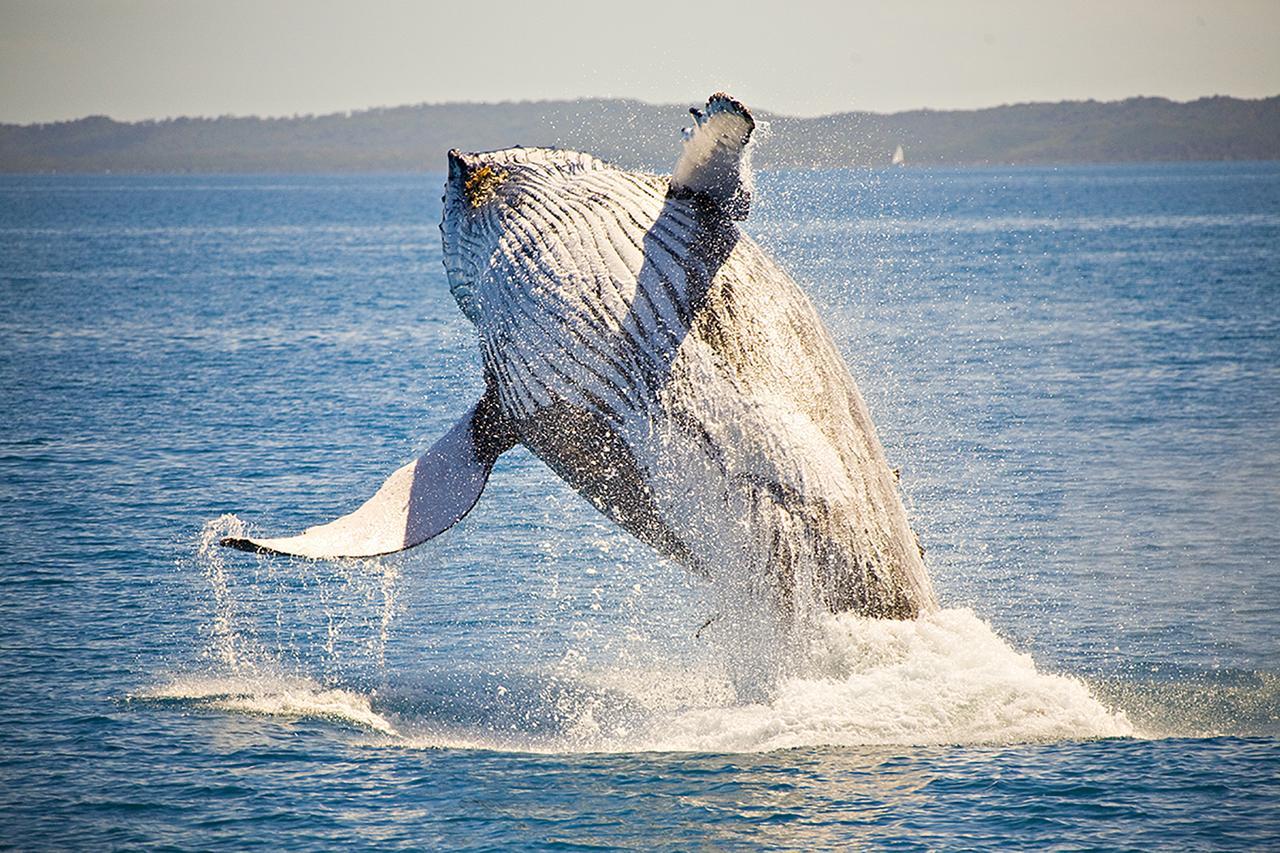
[891, 145, 906, 167]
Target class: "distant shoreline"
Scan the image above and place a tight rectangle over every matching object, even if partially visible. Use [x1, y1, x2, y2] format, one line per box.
[4, 92, 1273, 129]
[3, 95, 1276, 173]
[4, 161, 1278, 178]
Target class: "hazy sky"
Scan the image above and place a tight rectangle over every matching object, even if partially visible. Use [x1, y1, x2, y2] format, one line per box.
[2, 0, 1278, 123]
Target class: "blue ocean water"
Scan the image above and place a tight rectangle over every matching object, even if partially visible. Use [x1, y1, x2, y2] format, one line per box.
[1, 163, 1277, 848]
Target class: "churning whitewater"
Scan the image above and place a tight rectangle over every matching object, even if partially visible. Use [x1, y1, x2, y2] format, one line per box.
[171, 516, 1132, 753]
[221, 93, 934, 621]
[143, 608, 1134, 753]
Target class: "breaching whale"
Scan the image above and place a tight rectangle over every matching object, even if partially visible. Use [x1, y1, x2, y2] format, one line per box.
[222, 93, 936, 619]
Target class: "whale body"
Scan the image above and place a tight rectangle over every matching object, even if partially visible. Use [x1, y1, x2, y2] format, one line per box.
[223, 94, 936, 619]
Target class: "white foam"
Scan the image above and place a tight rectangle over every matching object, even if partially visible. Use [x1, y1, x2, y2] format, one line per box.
[633, 608, 1133, 752]
[138, 675, 398, 736]
[178, 518, 1132, 752]
[393, 608, 1132, 753]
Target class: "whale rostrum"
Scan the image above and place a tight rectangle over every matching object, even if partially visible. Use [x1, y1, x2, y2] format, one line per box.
[222, 92, 937, 620]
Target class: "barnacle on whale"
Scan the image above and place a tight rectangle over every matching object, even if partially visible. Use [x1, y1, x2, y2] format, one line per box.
[464, 165, 507, 207]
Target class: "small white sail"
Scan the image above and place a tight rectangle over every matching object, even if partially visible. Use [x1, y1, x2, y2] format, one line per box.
[891, 145, 906, 167]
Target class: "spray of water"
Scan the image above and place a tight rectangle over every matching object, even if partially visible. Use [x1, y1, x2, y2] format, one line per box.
[197, 514, 244, 670]
[149, 513, 1137, 753]
[149, 515, 403, 731]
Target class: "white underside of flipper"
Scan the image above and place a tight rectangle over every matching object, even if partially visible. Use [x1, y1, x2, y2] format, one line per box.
[670, 92, 756, 219]
[221, 399, 500, 559]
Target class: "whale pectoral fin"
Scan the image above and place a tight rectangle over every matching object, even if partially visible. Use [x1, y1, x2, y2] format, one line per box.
[670, 92, 756, 220]
[220, 392, 516, 559]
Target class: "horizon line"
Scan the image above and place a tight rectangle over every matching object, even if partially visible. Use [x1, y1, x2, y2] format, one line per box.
[6, 91, 1278, 129]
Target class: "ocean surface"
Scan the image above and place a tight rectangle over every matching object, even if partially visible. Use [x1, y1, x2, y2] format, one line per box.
[1, 163, 1277, 849]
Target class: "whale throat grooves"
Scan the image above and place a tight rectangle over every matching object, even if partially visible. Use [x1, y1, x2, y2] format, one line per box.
[447, 144, 935, 619]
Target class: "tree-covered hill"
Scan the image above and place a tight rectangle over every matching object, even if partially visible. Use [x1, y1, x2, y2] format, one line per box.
[1, 95, 1276, 173]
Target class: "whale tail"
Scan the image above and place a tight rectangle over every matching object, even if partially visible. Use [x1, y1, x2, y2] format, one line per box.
[220, 390, 516, 559]
[670, 92, 756, 220]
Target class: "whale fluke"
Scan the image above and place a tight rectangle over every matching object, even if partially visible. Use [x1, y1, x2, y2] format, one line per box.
[221, 391, 515, 559]
[671, 92, 755, 219]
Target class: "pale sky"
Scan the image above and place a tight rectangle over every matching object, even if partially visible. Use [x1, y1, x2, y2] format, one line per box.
[1, 0, 1278, 124]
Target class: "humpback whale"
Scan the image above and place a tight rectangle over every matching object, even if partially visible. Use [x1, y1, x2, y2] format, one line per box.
[222, 93, 936, 619]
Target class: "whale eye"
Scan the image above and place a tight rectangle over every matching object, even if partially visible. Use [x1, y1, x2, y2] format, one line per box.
[464, 165, 508, 208]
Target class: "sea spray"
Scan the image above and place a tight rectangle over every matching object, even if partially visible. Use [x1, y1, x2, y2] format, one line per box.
[196, 515, 401, 675]
[161, 516, 406, 733]
[197, 514, 251, 670]
[372, 606, 1130, 754]
[615, 607, 1131, 751]
[185, 513, 1133, 752]
[139, 674, 398, 736]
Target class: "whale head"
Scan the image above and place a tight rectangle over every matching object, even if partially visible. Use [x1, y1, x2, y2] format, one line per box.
[440, 147, 614, 323]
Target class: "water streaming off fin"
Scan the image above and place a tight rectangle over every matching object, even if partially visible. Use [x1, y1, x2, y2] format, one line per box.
[191, 515, 401, 680]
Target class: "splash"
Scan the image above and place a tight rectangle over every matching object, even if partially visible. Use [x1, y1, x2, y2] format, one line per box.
[137, 674, 397, 736]
[197, 514, 250, 670]
[392, 607, 1132, 753]
[637, 607, 1133, 752]
[148, 609, 1131, 753]
[181, 519, 1130, 754]
[186, 515, 401, 683]
[147, 519, 403, 738]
